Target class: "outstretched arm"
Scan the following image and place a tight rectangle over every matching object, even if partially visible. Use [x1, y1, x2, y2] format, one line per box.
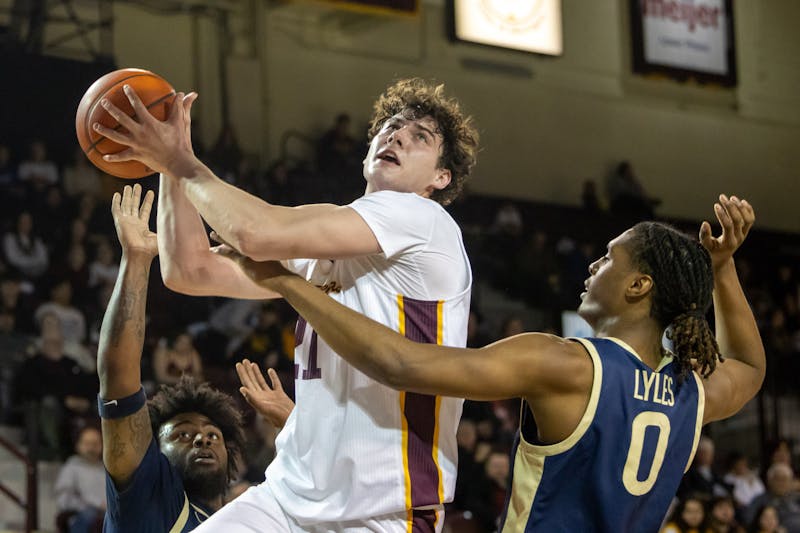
[98, 184, 157, 485]
[95, 88, 381, 265]
[214, 257, 586, 402]
[699, 194, 765, 424]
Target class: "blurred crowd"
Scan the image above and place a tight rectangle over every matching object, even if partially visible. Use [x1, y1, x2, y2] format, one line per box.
[1, 119, 798, 532]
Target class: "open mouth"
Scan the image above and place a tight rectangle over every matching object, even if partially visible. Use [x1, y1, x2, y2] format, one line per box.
[377, 151, 400, 165]
[193, 452, 216, 464]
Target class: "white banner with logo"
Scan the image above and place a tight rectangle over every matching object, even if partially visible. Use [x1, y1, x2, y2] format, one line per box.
[641, 0, 730, 75]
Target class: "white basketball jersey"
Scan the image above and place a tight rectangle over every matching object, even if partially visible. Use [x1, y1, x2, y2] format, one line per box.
[266, 191, 472, 526]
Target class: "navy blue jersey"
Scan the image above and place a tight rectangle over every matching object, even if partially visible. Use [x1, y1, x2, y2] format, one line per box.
[500, 337, 704, 533]
[104, 439, 212, 532]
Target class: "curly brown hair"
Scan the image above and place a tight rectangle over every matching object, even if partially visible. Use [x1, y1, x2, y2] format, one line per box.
[626, 222, 721, 381]
[368, 78, 479, 206]
[148, 376, 245, 482]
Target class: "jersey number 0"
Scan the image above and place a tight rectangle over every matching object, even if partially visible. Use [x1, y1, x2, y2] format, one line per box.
[622, 411, 671, 496]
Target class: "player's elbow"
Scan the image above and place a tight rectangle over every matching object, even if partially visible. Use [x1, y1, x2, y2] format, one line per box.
[229, 223, 266, 260]
[160, 262, 209, 296]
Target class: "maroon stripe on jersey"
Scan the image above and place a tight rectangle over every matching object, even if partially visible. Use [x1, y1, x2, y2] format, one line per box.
[410, 508, 437, 533]
[401, 296, 442, 508]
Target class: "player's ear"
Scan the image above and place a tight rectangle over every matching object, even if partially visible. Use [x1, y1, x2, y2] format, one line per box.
[432, 168, 451, 191]
[627, 274, 653, 300]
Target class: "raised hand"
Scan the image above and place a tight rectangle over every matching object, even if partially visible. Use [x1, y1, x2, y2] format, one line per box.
[236, 358, 294, 428]
[111, 184, 158, 259]
[93, 86, 198, 177]
[699, 194, 755, 270]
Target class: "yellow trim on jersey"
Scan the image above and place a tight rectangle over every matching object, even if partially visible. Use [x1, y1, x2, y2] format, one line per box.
[397, 294, 413, 527]
[168, 493, 190, 533]
[190, 503, 210, 521]
[436, 300, 443, 345]
[397, 295, 406, 336]
[524, 338, 603, 455]
[400, 391, 413, 510]
[685, 371, 706, 473]
[502, 338, 603, 532]
[502, 447, 546, 533]
[434, 300, 444, 510]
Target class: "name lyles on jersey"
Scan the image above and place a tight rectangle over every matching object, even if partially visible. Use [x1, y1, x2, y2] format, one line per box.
[633, 368, 675, 407]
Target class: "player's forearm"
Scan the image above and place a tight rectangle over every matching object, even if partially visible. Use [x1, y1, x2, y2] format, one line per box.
[157, 173, 217, 292]
[713, 260, 765, 380]
[276, 274, 419, 388]
[97, 254, 152, 398]
[175, 162, 286, 260]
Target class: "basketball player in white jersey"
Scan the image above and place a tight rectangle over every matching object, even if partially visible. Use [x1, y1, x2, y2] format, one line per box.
[93, 79, 480, 532]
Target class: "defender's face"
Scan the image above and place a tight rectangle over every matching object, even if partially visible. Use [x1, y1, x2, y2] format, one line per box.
[362, 113, 451, 199]
[577, 230, 638, 326]
[159, 412, 228, 480]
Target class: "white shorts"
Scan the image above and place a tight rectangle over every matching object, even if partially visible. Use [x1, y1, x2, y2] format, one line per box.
[191, 483, 444, 533]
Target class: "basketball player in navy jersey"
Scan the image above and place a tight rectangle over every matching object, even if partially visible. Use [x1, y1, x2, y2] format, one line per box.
[98, 184, 246, 532]
[95, 80, 479, 532]
[220, 194, 764, 533]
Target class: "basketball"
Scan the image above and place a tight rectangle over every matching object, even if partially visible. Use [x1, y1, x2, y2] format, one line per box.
[75, 68, 176, 179]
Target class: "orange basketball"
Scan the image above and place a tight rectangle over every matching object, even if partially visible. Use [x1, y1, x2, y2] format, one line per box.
[75, 68, 176, 179]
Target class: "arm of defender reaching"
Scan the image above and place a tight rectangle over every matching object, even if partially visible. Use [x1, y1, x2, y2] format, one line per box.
[213, 255, 586, 402]
[699, 194, 766, 424]
[98, 185, 156, 486]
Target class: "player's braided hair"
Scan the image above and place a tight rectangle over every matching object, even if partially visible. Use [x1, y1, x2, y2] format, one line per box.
[627, 222, 721, 380]
[368, 78, 479, 206]
[148, 376, 245, 482]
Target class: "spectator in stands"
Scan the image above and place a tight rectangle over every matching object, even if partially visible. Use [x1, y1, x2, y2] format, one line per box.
[766, 439, 800, 492]
[0, 273, 36, 334]
[56, 244, 91, 311]
[15, 314, 97, 459]
[63, 146, 103, 200]
[606, 160, 660, 221]
[37, 185, 72, 248]
[232, 302, 291, 374]
[3, 210, 49, 280]
[661, 494, 710, 533]
[316, 113, 358, 176]
[453, 419, 482, 512]
[748, 504, 787, 533]
[581, 179, 602, 213]
[315, 113, 362, 201]
[35, 279, 87, 344]
[18, 139, 59, 195]
[744, 464, 800, 532]
[54, 425, 106, 533]
[0, 144, 23, 213]
[208, 122, 243, 183]
[708, 495, 744, 533]
[152, 332, 204, 386]
[680, 436, 732, 500]
[466, 309, 491, 348]
[724, 452, 766, 510]
[516, 229, 559, 308]
[0, 308, 32, 424]
[87, 238, 118, 290]
[0, 143, 16, 186]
